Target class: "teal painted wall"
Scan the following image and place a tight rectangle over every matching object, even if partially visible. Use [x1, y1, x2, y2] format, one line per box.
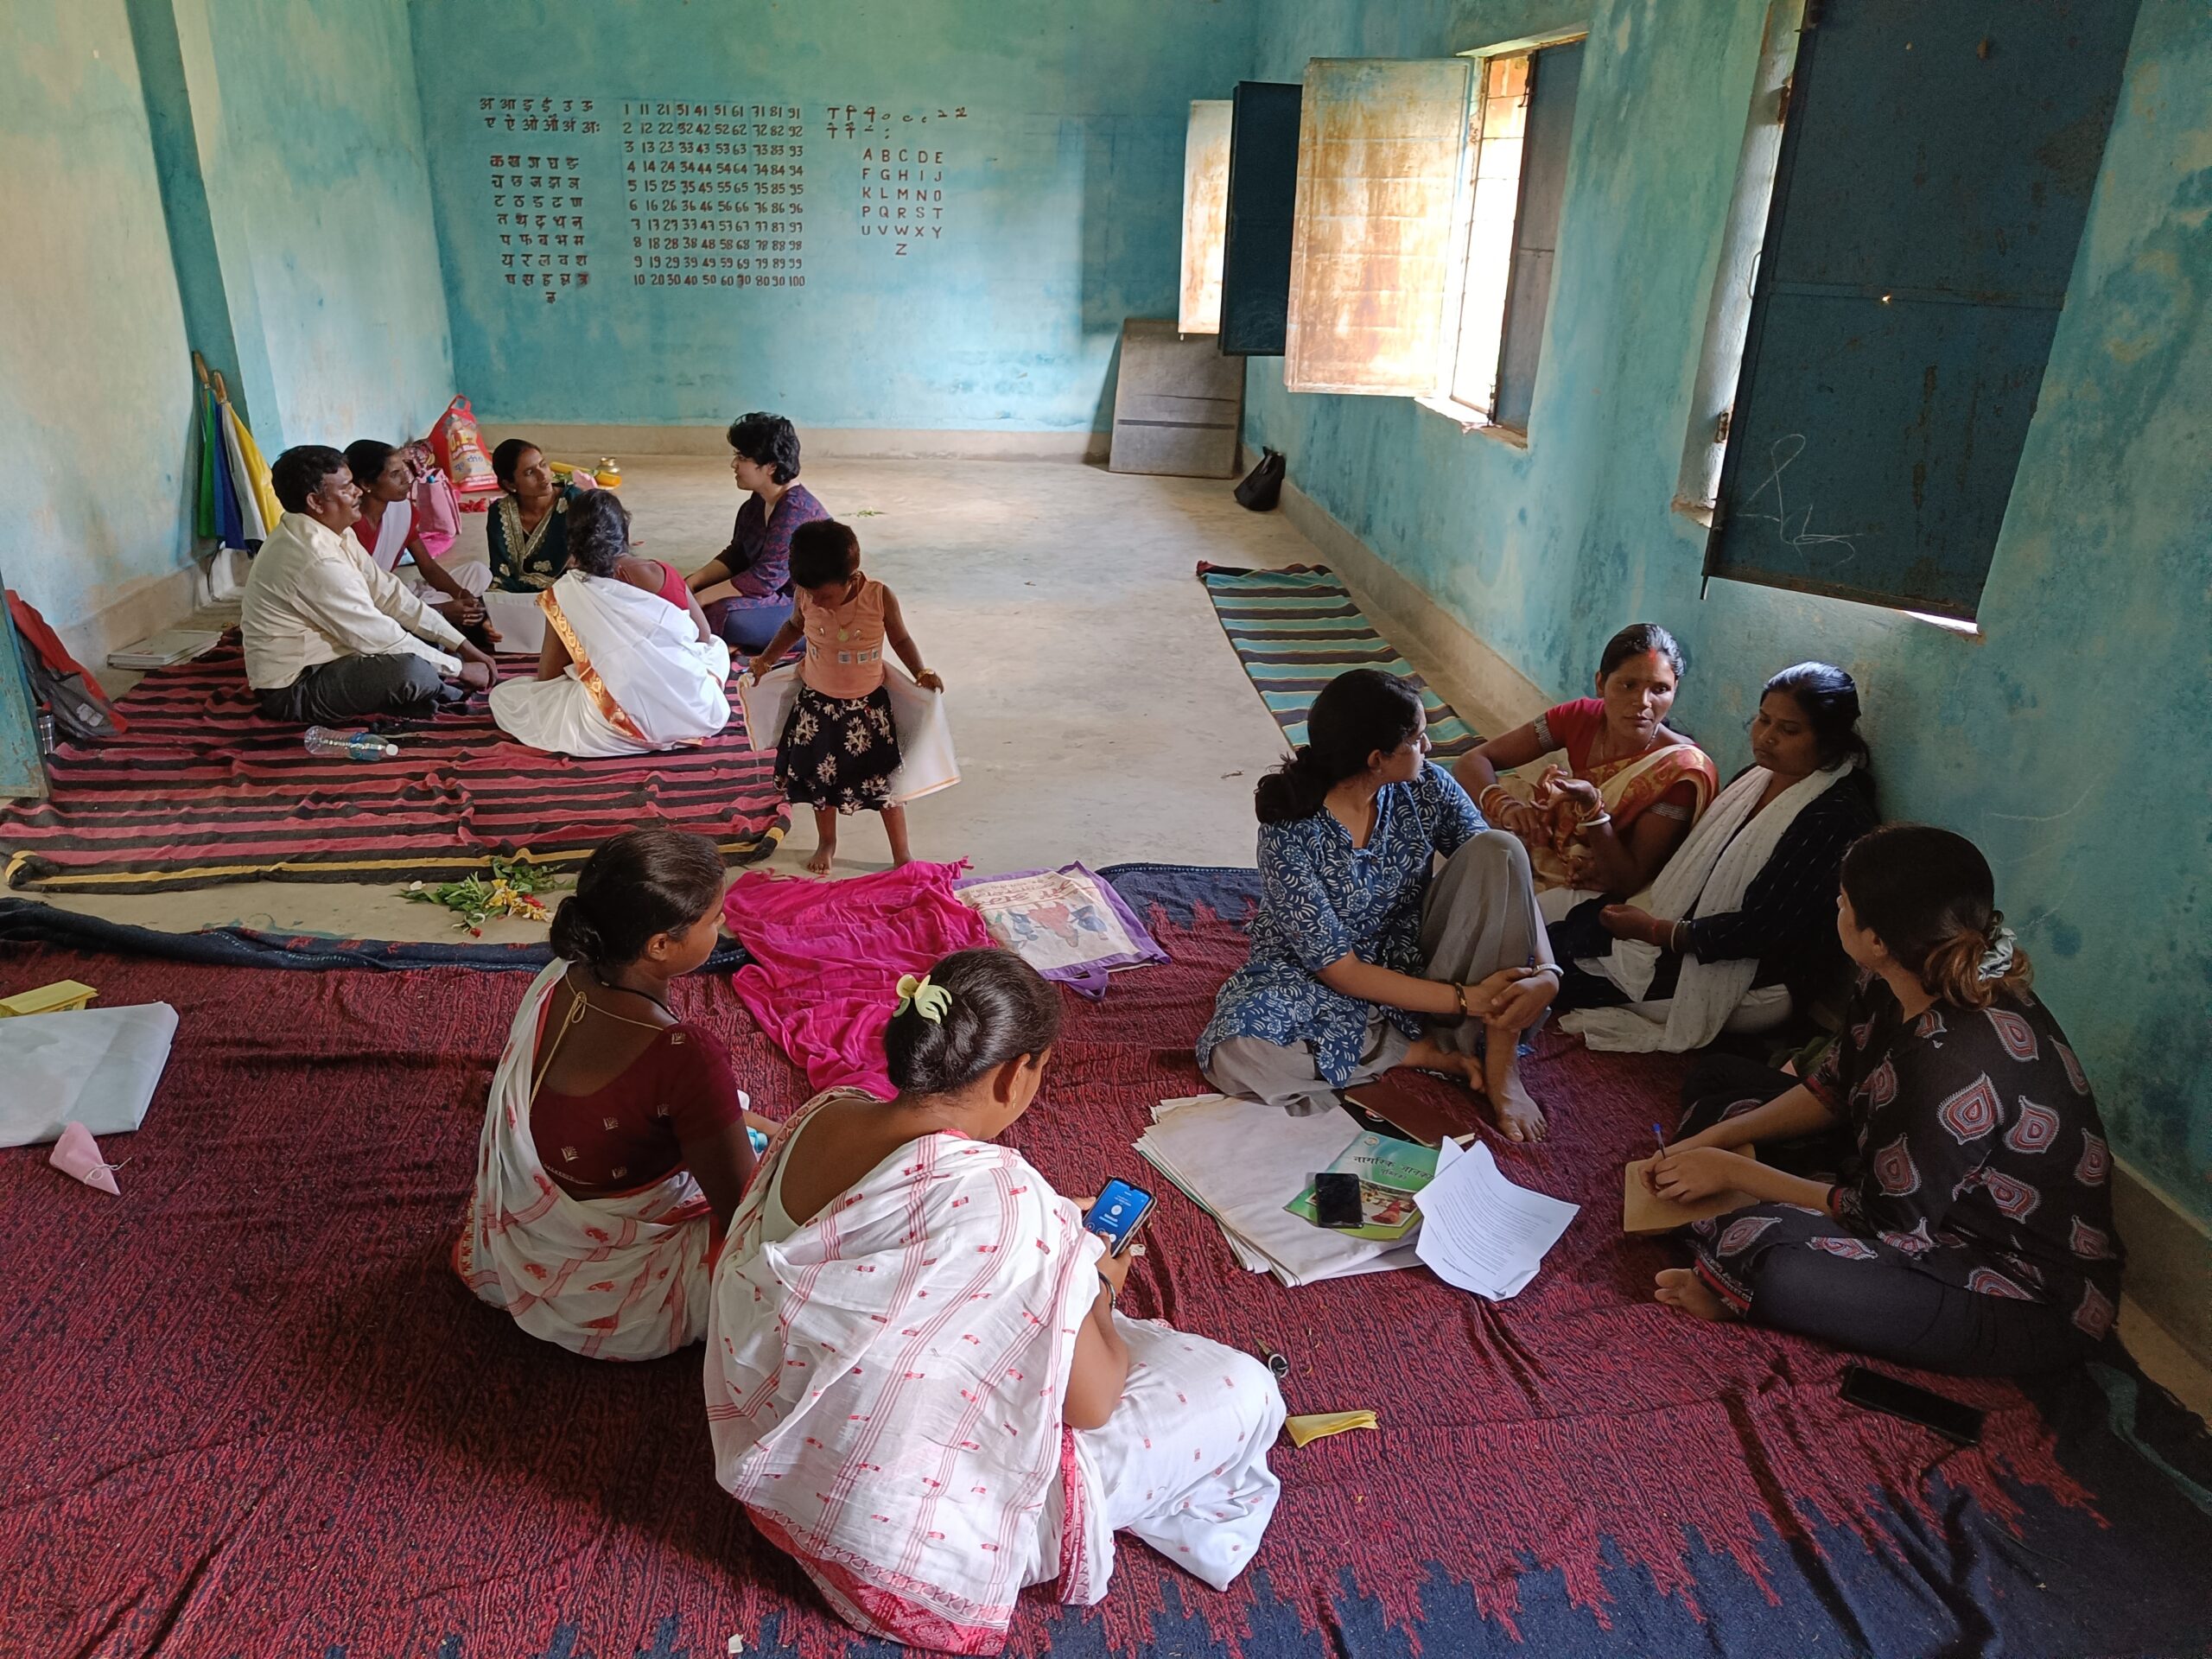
[1246, 0, 2212, 1221]
[0, 0, 453, 655]
[410, 0, 1259, 431]
[0, 0, 198, 631]
[181, 0, 454, 450]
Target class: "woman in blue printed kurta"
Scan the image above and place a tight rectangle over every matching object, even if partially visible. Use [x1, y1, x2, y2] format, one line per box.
[1198, 671, 1560, 1141]
[1646, 824, 2124, 1376]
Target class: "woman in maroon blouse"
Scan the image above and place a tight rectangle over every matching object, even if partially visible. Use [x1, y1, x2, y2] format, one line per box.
[458, 829, 770, 1359]
[684, 411, 830, 654]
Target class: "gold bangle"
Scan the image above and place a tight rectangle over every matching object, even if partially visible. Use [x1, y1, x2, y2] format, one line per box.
[1453, 982, 1471, 1018]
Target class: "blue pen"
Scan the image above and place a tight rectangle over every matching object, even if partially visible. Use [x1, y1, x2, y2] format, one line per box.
[1652, 1121, 1669, 1157]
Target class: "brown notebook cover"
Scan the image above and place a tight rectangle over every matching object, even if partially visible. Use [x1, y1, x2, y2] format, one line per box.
[1622, 1147, 1761, 1235]
[1341, 1075, 1470, 1149]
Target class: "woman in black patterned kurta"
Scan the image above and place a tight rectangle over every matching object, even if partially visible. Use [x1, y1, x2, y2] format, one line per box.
[1645, 824, 2123, 1376]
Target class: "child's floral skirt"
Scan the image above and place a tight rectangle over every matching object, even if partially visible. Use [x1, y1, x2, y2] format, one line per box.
[774, 683, 901, 813]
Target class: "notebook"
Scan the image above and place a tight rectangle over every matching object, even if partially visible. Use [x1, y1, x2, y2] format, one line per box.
[1621, 1146, 1763, 1234]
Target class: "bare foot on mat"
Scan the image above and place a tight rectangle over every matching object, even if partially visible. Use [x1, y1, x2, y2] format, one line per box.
[1487, 1065, 1547, 1144]
[1654, 1267, 1735, 1321]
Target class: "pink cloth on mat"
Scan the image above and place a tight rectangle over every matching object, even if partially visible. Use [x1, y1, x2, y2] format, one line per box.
[723, 861, 995, 1096]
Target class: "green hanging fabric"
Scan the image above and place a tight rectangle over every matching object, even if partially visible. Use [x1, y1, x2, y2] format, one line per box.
[195, 378, 217, 542]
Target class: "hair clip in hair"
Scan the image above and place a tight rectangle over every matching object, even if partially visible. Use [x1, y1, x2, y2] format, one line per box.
[894, 972, 952, 1024]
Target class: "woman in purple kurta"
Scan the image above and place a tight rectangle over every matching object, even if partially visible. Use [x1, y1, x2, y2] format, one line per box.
[684, 411, 830, 654]
[1646, 824, 2123, 1376]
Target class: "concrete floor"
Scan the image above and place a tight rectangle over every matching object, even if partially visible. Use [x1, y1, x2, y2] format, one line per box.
[41, 457, 2212, 1418]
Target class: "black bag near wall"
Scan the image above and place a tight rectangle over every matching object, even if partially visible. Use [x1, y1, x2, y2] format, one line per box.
[1234, 448, 1285, 512]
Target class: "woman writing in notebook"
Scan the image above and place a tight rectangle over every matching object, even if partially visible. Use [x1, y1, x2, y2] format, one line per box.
[1198, 669, 1560, 1141]
[747, 518, 942, 874]
[456, 829, 768, 1361]
[1647, 825, 2124, 1376]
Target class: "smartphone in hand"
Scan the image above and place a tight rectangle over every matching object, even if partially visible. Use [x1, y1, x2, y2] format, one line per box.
[1084, 1179, 1157, 1256]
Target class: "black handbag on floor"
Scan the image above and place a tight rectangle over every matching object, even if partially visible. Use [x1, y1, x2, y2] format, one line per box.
[1234, 448, 1285, 512]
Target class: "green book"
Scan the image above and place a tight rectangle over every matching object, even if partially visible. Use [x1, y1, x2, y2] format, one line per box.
[1285, 1130, 1440, 1242]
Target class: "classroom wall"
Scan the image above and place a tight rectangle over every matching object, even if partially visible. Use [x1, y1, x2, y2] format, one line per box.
[409, 0, 1259, 433]
[0, 0, 454, 660]
[0, 0, 199, 633]
[1245, 0, 2212, 1223]
[179, 0, 455, 450]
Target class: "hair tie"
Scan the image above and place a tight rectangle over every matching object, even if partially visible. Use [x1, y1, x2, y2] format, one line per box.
[1977, 925, 2018, 981]
[893, 972, 951, 1023]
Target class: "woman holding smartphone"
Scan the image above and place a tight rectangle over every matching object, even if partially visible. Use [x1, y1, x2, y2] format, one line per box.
[704, 948, 1283, 1651]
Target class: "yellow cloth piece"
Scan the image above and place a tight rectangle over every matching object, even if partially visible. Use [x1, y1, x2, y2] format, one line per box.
[1283, 1410, 1378, 1447]
[230, 410, 283, 535]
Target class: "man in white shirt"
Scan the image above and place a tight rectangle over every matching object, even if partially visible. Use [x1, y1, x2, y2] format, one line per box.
[243, 446, 499, 724]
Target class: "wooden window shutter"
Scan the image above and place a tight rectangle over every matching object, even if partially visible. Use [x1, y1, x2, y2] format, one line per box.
[1707, 0, 2139, 619]
[1179, 101, 1234, 334]
[1219, 82, 1303, 357]
[1284, 58, 1478, 396]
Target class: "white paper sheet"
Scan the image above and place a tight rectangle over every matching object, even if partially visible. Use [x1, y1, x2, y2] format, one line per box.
[0, 1003, 179, 1147]
[482, 589, 549, 656]
[736, 663, 958, 803]
[1413, 1141, 1579, 1300]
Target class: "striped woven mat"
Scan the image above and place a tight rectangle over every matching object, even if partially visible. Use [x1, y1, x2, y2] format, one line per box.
[1197, 563, 1482, 757]
[0, 638, 786, 893]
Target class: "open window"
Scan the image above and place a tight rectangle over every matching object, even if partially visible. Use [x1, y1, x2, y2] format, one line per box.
[1282, 36, 1586, 434]
[1178, 100, 1233, 334]
[1700, 0, 2141, 621]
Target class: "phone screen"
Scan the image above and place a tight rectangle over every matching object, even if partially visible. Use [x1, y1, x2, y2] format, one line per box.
[1313, 1171, 1365, 1230]
[1839, 1364, 1985, 1445]
[1084, 1180, 1156, 1255]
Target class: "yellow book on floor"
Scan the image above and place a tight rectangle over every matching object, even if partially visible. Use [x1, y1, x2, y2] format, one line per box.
[0, 979, 99, 1018]
[1622, 1147, 1760, 1234]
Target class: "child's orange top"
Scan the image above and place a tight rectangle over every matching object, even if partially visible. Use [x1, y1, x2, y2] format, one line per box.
[798, 577, 887, 699]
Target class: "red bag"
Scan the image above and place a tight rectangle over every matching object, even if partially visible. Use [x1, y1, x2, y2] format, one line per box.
[429, 395, 499, 498]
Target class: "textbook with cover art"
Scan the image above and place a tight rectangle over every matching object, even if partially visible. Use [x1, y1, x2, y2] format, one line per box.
[1286, 1129, 1439, 1242]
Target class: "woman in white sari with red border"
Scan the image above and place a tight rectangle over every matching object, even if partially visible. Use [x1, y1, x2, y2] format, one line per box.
[490, 490, 732, 758]
[458, 830, 758, 1361]
[705, 950, 1284, 1654]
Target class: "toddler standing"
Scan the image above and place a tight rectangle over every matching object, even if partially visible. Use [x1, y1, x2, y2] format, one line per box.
[748, 519, 943, 874]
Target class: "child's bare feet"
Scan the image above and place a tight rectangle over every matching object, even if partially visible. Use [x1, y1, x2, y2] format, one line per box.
[804, 806, 836, 875]
[1484, 1027, 1547, 1142]
[1654, 1267, 1735, 1321]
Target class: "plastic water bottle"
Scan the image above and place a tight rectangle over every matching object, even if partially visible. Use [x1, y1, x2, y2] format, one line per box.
[303, 725, 398, 761]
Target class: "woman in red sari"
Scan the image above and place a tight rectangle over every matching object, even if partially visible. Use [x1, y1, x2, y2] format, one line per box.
[1453, 623, 1718, 917]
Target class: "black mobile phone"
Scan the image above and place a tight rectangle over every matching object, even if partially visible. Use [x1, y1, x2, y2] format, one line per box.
[1839, 1363, 1984, 1446]
[1312, 1171, 1364, 1230]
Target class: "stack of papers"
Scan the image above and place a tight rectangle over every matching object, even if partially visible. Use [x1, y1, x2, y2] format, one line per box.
[1413, 1139, 1580, 1300]
[0, 1003, 178, 1147]
[107, 630, 222, 670]
[1135, 1095, 1420, 1286]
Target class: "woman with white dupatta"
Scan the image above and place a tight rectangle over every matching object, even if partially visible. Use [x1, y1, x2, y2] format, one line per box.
[705, 949, 1284, 1655]
[458, 830, 760, 1361]
[1554, 664, 1878, 1052]
[490, 490, 733, 758]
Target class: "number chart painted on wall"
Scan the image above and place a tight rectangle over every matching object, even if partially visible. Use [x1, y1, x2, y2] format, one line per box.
[623, 102, 808, 290]
[820, 103, 969, 256]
